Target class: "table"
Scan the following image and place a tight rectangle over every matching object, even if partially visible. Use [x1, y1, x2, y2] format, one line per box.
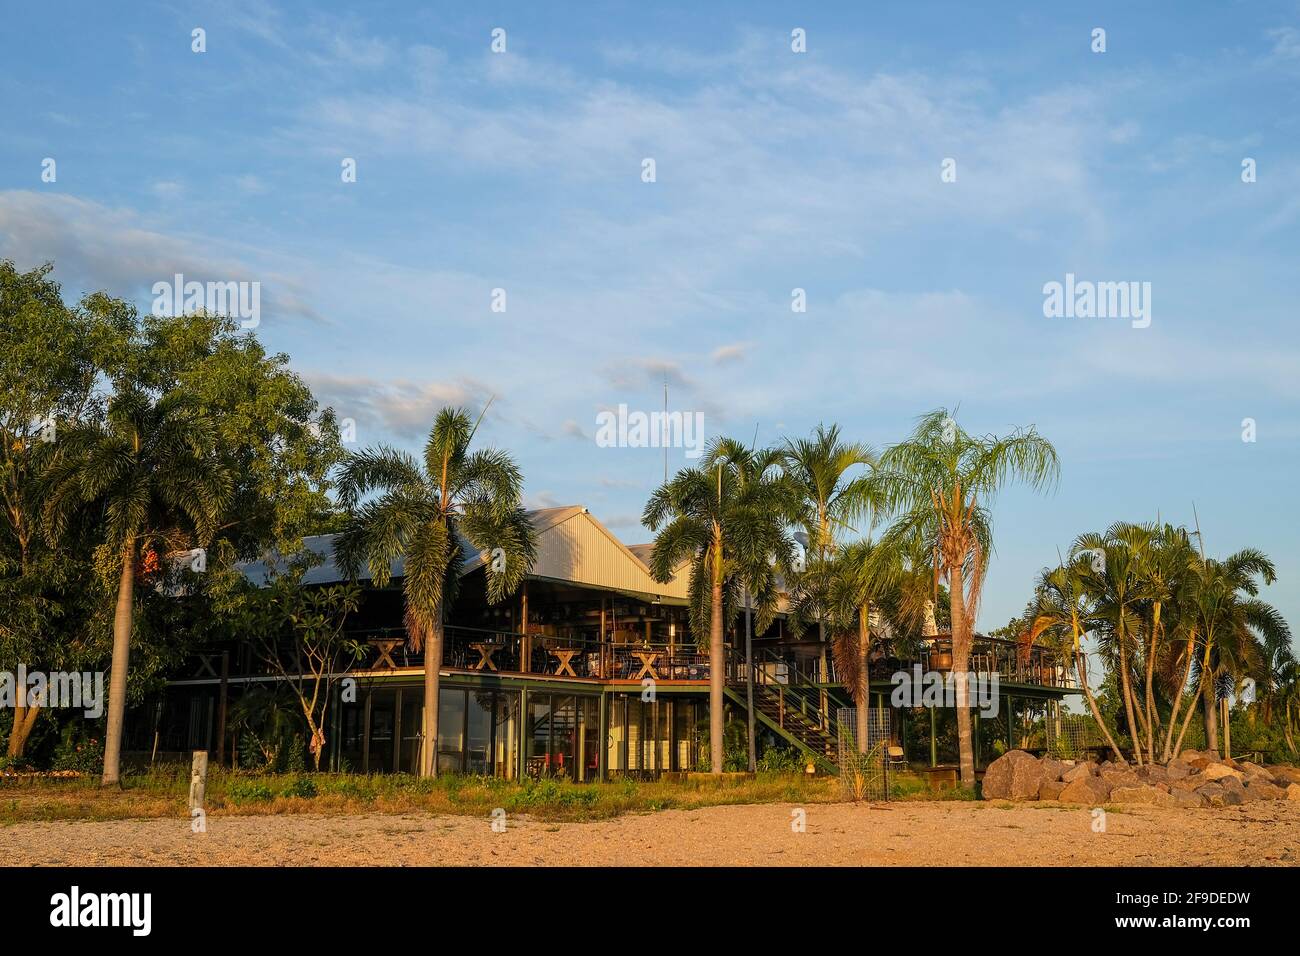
[549, 648, 580, 677]
[369, 638, 403, 669]
[469, 642, 501, 671]
[631, 651, 660, 680]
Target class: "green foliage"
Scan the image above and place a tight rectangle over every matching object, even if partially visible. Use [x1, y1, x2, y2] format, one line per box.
[225, 779, 275, 804]
[49, 722, 105, 774]
[756, 745, 804, 773]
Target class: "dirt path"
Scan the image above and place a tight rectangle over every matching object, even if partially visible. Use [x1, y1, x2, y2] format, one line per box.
[4, 801, 1298, 866]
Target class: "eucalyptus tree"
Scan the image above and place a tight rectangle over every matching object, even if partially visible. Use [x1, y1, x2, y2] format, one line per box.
[43, 389, 231, 785]
[780, 424, 878, 682]
[875, 409, 1059, 788]
[643, 438, 795, 774]
[335, 407, 536, 777]
[1169, 548, 1289, 760]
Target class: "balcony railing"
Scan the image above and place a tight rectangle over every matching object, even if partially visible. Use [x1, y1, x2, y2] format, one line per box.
[354, 626, 714, 682]
[178, 627, 1072, 690]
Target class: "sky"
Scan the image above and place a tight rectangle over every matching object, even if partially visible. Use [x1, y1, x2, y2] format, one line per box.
[1, 0, 1298, 638]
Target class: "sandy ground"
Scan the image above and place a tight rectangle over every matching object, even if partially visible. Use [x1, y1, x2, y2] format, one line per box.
[4, 801, 1298, 866]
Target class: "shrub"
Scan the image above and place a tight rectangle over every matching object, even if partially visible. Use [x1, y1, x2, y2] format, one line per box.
[225, 779, 274, 804]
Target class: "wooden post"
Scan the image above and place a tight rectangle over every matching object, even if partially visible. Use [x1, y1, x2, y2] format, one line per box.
[520, 580, 530, 674]
[216, 651, 229, 767]
[189, 750, 208, 811]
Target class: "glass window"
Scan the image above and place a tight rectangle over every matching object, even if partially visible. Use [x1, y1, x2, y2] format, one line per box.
[494, 692, 518, 779]
[438, 689, 467, 774]
[467, 691, 494, 775]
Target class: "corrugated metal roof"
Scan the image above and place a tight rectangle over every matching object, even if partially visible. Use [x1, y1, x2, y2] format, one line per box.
[238, 505, 691, 599]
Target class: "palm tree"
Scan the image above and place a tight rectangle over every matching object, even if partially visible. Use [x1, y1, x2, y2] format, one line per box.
[1169, 548, 1289, 760]
[876, 409, 1059, 788]
[642, 438, 794, 774]
[335, 406, 536, 777]
[43, 388, 230, 786]
[780, 424, 878, 685]
[1072, 525, 1151, 764]
[1029, 562, 1126, 762]
[810, 536, 927, 755]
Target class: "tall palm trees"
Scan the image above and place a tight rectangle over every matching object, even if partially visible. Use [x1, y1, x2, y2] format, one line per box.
[1165, 548, 1288, 760]
[781, 424, 878, 682]
[43, 389, 230, 785]
[642, 438, 794, 774]
[876, 409, 1059, 788]
[1071, 524, 1150, 765]
[336, 407, 536, 777]
[812, 537, 926, 754]
[1028, 562, 1126, 762]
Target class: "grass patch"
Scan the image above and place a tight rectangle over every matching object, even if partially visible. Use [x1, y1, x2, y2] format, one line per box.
[0, 766, 845, 825]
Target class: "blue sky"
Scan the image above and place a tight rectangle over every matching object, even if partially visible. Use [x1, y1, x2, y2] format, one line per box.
[2, 0, 1298, 637]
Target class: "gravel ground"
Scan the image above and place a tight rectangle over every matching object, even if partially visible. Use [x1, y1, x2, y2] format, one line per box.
[4, 801, 1298, 867]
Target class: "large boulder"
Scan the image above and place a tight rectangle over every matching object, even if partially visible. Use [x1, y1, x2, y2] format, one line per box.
[1110, 785, 1175, 807]
[1270, 766, 1300, 785]
[1136, 764, 1169, 785]
[1166, 759, 1194, 781]
[1242, 780, 1286, 801]
[981, 750, 1046, 800]
[1100, 768, 1141, 790]
[1196, 783, 1244, 807]
[1170, 789, 1207, 808]
[1202, 763, 1244, 783]
[1286, 783, 1300, 801]
[1039, 758, 1069, 783]
[1059, 775, 1112, 805]
[1039, 779, 1068, 801]
[1062, 762, 1096, 783]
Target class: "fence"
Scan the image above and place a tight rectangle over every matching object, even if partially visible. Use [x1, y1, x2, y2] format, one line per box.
[835, 707, 891, 801]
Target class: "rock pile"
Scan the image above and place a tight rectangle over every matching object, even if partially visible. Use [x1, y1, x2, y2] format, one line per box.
[981, 749, 1300, 808]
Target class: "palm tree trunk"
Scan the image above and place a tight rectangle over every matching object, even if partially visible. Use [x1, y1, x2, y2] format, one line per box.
[420, 617, 443, 777]
[1075, 647, 1125, 762]
[1202, 678, 1219, 756]
[855, 605, 871, 755]
[1116, 636, 1143, 765]
[1161, 643, 1195, 762]
[1172, 674, 1204, 759]
[948, 567, 976, 788]
[1222, 697, 1231, 758]
[709, 571, 725, 775]
[102, 537, 135, 787]
[1143, 610, 1160, 762]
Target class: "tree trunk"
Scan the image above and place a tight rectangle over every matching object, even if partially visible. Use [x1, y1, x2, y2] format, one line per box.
[1202, 678, 1219, 757]
[744, 597, 755, 773]
[1143, 608, 1160, 762]
[709, 570, 725, 775]
[855, 604, 871, 755]
[1116, 636, 1143, 765]
[1222, 697, 1231, 758]
[420, 617, 443, 777]
[1075, 648, 1125, 763]
[101, 538, 136, 787]
[948, 568, 976, 788]
[1161, 642, 1195, 762]
[6, 700, 41, 758]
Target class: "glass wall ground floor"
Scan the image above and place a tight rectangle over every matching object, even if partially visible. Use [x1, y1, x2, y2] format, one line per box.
[329, 683, 711, 781]
[134, 682, 1075, 777]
